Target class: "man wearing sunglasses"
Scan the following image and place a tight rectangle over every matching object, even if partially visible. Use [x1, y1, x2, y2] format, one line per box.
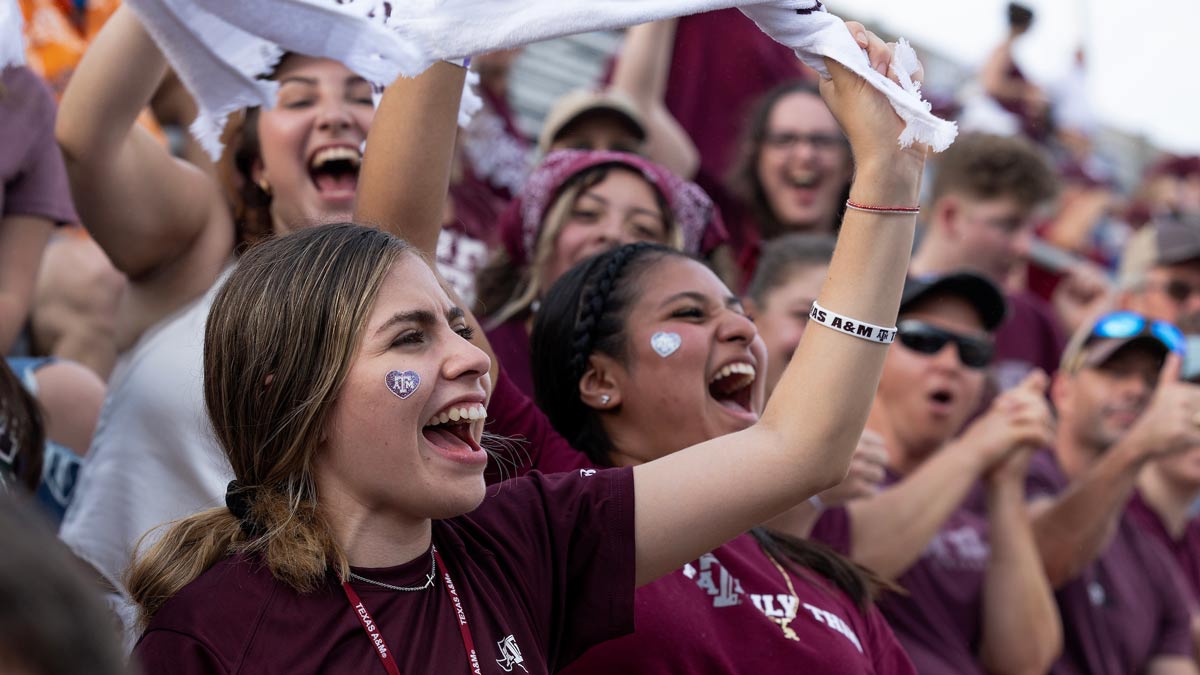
[1119, 217, 1200, 335]
[908, 133, 1073, 392]
[1028, 311, 1200, 674]
[809, 271, 1062, 675]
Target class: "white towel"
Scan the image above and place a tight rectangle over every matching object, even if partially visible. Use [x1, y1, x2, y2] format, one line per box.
[1, 0, 25, 70]
[124, 0, 955, 158]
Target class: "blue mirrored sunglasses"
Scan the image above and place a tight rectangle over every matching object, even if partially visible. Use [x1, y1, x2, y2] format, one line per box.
[1090, 311, 1186, 354]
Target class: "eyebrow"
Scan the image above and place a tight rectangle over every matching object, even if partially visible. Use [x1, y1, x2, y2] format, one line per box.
[277, 76, 318, 87]
[659, 291, 743, 310]
[373, 307, 465, 336]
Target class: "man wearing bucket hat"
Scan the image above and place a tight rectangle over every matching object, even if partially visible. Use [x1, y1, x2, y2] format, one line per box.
[1029, 311, 1200, 673]
[808, 271, 1062, 674]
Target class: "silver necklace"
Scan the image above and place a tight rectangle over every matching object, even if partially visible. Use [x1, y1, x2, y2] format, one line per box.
[348, 545, 438, 592]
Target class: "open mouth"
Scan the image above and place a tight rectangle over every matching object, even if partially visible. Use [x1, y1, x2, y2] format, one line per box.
[422, 403, 486, 457]
[708, 362, 756, 414]
[927, 388, 956, 415]
[783, 169, 822, 190]
[307, 145, 361, 201]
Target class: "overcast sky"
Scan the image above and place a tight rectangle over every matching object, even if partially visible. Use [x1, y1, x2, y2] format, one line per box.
[827, 0, 1199, 153]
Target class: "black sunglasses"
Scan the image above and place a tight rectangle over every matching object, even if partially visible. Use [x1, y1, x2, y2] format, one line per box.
[896, 320, 994, 369]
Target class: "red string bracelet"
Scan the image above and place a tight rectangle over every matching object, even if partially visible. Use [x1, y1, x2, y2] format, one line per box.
[845, 200, 920, 215]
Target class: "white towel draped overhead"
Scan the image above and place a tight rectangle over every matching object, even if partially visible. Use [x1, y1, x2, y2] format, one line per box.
[120, 0, 957, 159]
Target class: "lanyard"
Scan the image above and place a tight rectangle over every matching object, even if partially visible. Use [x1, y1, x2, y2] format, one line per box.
[341, 546, 482, 675]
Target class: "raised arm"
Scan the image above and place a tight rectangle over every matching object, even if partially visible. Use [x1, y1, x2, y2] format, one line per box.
[979, 447, 1062, 674]
[1032, 355, 1200, 586]
[609, 20, 699, 179]
[631, 26, 928, 586]
[56, 6, 229, 281]
[353, 63, 500, 379]
[843, 373, 1054, 580]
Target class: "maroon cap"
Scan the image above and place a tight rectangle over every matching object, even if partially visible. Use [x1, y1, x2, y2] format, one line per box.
[1153, 217, 1200, 266]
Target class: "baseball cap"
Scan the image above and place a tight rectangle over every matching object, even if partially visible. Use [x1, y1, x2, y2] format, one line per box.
[537, 89, 647, 156]
[899, 272, 1008, 331]
[1059, 311, 1182, 374]
[1117, 217, 1200, 290]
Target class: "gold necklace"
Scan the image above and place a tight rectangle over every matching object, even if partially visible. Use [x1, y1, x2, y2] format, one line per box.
[760, 545, 802, 641]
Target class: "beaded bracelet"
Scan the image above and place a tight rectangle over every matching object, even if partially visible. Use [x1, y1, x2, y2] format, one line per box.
[809, 301, 897, 344]
[845, 199, 920, 216]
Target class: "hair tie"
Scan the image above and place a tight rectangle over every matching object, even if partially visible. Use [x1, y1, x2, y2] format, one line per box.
[225, 480, 261, 537]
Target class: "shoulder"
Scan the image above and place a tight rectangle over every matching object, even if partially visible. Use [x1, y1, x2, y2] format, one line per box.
[1, 66, 55, 112]
[473, 468, 633, 526]
[136, 555, 279, 670]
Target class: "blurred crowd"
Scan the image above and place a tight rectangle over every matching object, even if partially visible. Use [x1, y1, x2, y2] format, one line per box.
[5, 1, 1200, 674]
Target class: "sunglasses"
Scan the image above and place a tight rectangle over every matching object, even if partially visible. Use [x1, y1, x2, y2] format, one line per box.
[896, 320, 994, 369]
[1145, 279, 1200, 305]
[1087, 311, 1185, 353]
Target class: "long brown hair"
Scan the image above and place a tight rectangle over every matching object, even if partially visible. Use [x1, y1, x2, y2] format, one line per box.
[726, 81, 850, 240]
[127, 224, 411, 628]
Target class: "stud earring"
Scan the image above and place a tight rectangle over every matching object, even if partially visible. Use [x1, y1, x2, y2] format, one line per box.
[256, 177, 272, 196]
[600, 394, 611, 405]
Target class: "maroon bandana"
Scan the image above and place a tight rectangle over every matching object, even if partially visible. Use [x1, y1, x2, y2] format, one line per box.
[497, 150, 727, 267]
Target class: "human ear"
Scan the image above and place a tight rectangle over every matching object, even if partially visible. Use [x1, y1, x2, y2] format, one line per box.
[579, 353, 623, 410]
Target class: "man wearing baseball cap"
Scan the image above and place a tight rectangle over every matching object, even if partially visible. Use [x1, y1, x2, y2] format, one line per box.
[1028, 311, 1200, 673]
[1119, 217, 1200, 334]
[809, 271, 1062, 674]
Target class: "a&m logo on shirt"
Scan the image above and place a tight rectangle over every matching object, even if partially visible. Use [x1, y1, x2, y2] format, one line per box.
[495, 635, 527, 672]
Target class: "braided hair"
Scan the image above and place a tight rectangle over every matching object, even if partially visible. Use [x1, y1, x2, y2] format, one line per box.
[532, 243, 685, 465]
[532, 243, 885, 609]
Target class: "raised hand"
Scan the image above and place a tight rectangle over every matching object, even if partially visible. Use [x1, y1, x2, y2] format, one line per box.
[1123, 354, 1200, 459]
[954, 370, 1055, 481]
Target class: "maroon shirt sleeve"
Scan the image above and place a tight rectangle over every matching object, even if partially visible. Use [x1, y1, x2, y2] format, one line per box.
[1, 67, 78, 225]
[485, 367, 596, 482]
[471, 468, 636, 668]
[864, 604, 920, 675]
[809, 505, 852, 556]
[1023, 449, 1066, 502]
[136, 630, 228, 674]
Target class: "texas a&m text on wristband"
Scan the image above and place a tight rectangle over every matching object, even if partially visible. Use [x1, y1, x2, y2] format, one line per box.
[808, 301, 897, 344]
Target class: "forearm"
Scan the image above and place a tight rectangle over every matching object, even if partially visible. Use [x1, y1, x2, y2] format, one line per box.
[762, 499, 822, 539]
[1032, 441, 1144, 587]
[355, 62, 466, 255]
[0, 216, 53, 352]
[56, 7, 168, 161]
[846, 445, 983, 580]
[610, 20, 677, 106]
[981, 480, 1062, 674]
[758, 157, 922, 485]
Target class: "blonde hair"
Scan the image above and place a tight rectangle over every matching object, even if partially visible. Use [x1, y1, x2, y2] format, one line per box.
[127, 224, 411, 629]
[476, 166, 681, 326]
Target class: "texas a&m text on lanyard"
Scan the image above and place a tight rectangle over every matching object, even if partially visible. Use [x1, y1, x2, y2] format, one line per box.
[340, 546, 482, 675]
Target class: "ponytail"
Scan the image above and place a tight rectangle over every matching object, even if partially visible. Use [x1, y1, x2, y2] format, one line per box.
[127, 485, 348, 631]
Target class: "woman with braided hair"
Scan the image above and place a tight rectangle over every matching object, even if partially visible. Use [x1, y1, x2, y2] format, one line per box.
[525, 241, 915, 673]
[129, 21, 928, 675]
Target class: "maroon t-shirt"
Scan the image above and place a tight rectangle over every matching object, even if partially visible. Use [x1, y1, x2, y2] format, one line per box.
[1, 66, 78, 224]
[992, 292, 1065, 391]
[1025, 450, 1194, 675]
[812, 473, 994, 675]
[486, 373, 914, 674]
[134, 469, 635, 675]
[1126, 490, 1200, 604]
[563, 533, 915, 675]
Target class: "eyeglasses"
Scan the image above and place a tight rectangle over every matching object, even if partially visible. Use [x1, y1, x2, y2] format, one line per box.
[761, 131, 846, 152]
[1143, 279, 1200, 305]
[896, 320, 995, 369]
[1087, 311, 1185, 353]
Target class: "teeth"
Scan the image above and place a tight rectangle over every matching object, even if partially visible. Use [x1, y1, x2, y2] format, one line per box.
[424, 404, 487, 427]
[710, 363, 757, 384]
[310, 146, 362, 170]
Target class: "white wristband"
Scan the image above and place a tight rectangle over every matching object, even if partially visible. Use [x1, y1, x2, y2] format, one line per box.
[808, 301, 897, 344]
